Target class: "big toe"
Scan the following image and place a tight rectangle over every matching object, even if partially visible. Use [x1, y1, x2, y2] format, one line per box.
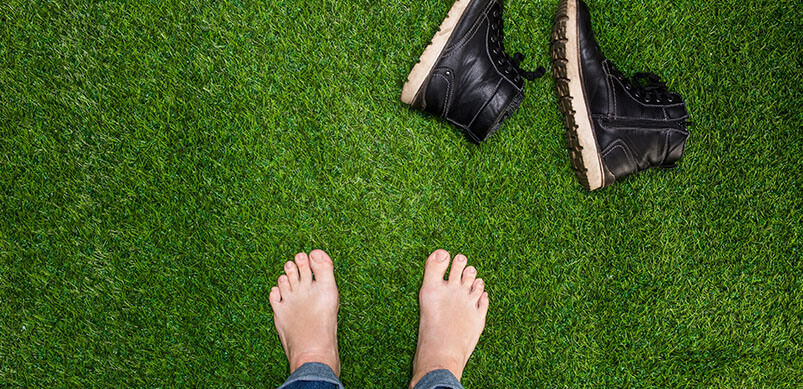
[423, 249, 450, 286]
[309, 249, 336, 285]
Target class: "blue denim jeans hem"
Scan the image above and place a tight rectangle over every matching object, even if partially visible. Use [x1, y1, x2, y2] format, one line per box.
[278, 362, 344, 389]
[278, 363, 463, 389]
[413, 369, 465, 389]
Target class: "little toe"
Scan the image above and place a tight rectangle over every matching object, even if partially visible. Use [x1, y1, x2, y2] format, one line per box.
[284, 261, 299, 288]
[478, 292, 489, 313]
[461, 266, 477, 289]
[448, 254, 467, 285]
[423, 249, 450, 286]
[309, 249, 336, 285]
[269, 286, 282, 307]
[295, 252, 313, 284]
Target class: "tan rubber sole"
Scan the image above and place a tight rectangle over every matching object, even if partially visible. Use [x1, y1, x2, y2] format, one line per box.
[400, 0, 475, 105]
[551, 0, 604, 190]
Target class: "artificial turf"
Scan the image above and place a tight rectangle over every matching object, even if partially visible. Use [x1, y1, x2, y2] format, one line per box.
[1, 0, 801, 386]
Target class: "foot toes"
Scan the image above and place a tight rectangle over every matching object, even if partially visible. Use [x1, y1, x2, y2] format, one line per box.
[471, 278, 484, 298]
[277, 274, 291, 296]
[423, 249, 450, 286]
[461, 266, 477, 288]
[478, 292, 489, 313]
[284, 261, 299, 287]
[295, 252, 312, 284]
[448, 254, 467, 285]
[309, 249, 336, 285]
[269, 286, 282, 307]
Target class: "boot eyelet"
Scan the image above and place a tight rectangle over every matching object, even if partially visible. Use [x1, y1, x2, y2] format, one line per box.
[492, 48, 499, 55]
[515, 75, 522, 82]
[490, 36, 496, 42]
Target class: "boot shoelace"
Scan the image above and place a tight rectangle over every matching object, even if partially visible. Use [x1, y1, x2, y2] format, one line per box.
[610, 64, 676, 104]
[488, 6, 545, 82]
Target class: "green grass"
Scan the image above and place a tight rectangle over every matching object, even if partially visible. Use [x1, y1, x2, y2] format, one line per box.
[1, 0, 801, 386]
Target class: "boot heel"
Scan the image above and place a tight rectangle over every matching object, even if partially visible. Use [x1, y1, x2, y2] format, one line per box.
[401, 0, 475, 105]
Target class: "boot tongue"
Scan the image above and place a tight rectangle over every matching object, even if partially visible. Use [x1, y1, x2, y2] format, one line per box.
[631, 71, 673, 103]
[634, 72, 667, 92]
[510, 53, 546, 81]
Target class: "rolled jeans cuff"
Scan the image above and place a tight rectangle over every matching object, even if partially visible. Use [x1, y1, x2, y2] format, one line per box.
[278, 362, 344, 389]
[413, 369, 464, 389]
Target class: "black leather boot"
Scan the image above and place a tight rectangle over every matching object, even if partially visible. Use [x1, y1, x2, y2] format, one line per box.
[401, 0, 544, 142]
[551, 0, 690, 190]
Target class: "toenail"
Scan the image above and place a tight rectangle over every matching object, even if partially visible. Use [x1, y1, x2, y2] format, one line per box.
[437, 251, 447, 262]
[457, 255, 466, 262]
[311, 252, 322, 262]
[468, 267, 476, 273]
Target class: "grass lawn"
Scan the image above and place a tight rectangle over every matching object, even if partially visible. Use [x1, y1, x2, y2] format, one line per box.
[1, 0, 801, 386]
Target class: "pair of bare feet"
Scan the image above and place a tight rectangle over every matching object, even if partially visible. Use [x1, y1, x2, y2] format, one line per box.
[269, 249, 489, 387]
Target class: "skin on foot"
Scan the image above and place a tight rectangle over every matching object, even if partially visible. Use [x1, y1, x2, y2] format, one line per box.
[268, 249, 341, 376]
[410, 249, 490, 388]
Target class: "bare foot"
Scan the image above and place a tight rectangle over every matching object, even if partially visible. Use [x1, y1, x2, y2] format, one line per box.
[410, 249, 489, 387]
[269, 250, 341, 376]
